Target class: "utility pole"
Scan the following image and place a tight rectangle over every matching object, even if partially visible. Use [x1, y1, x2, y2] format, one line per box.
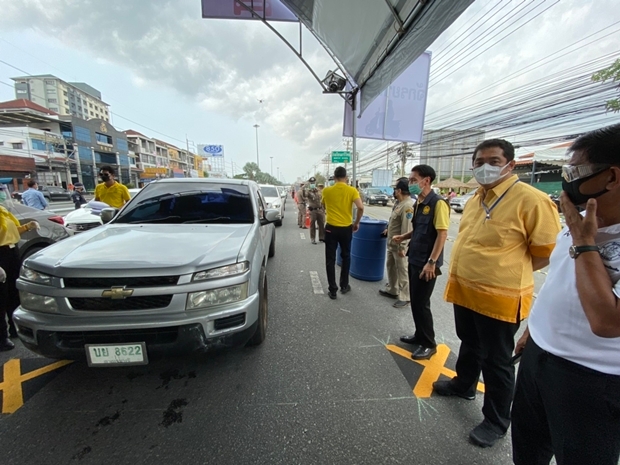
[253, 124, 260, 169]
[270, 156, 274, 176]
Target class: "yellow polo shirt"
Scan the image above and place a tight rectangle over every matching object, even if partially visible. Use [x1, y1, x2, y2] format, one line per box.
[444, 175, 561, 323]
[0, 207, 23, 247]
[321, 182, 360, 227]
[95, 182, 130, 209]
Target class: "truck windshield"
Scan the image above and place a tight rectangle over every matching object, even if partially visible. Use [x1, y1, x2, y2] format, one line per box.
[260, 186, 279, 198]
[114, 183, 254, 225]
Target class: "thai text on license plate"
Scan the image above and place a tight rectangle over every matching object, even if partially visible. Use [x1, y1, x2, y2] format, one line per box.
[85, 343, 148, 367]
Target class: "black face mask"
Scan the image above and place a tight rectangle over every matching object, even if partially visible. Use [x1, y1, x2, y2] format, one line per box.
[561, 171, 609, 205]
[100, 174, 110, 182]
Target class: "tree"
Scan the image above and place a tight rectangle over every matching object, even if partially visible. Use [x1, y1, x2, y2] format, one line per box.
[313, 172, 326, 186]
[242, 162, 261, 180]
[592, 58, 620, 112]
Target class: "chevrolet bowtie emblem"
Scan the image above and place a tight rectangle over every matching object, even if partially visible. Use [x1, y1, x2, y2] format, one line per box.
[101, 286, 134, 300]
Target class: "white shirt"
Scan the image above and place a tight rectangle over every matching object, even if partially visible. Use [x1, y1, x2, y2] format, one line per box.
[529, 221, 620, 375]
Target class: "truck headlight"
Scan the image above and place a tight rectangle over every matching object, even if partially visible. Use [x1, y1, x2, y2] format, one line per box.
[19, 291, 59, 313]
[186, 282, 248, 310]
[19, 266, 53, 286]
[193, 262, 249, 281]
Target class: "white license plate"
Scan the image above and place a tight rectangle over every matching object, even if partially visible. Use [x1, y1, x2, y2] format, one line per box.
[85, 343, 148, 367]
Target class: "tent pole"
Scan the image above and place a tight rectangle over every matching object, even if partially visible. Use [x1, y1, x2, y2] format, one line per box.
[531, 160, 536, 185]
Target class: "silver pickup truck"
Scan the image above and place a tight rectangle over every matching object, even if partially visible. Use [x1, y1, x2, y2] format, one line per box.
[13, 178, 280, 366]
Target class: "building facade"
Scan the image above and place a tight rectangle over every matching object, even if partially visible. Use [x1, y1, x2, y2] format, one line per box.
[419, 129, 486, 181]
[12, 75, 110, 122]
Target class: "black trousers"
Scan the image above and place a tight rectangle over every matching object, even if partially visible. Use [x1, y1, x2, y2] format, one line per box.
[451, 304, 519, 434]
[0, 245, 20, 337]
[512, 337, 620, 465]
[324, 223, 352, 294]
[407, 264, 437, 349]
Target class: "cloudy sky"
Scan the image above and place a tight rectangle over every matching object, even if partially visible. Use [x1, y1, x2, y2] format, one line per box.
[0, 0, 618, 182]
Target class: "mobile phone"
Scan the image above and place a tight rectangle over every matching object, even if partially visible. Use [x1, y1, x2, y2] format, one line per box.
[509, 352, 522, 365]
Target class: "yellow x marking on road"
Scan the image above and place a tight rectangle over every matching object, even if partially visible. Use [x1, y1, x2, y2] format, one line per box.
[386, 343, 485, 398]
[0, 359, 73, 414]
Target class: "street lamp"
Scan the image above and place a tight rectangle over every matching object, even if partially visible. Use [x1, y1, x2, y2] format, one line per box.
[270, 156, 273, 176]
[277, 166, 280, 180]
[253, 124, 260, 169]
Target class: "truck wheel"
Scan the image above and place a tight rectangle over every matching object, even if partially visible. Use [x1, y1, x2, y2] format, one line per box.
[247, 269, 268, 346]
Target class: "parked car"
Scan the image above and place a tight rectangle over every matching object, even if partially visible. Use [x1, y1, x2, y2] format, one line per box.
[450, 193, 475, 213]
[14, 178, 280, 364]
[39, 186, 72, 201]
[5, 200, 71, 262]
[276, 186, 287, 211]
[259, 184, 283, 226]
[64, 189, 142, 233]
[364, 188, 389, 206]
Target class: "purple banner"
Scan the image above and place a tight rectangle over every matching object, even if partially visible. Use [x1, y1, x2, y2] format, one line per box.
[201, 0, 298, 22]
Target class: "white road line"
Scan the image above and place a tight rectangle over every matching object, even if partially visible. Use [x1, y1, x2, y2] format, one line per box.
[309, 271, 324, 294]
[300, 233, 306, 240]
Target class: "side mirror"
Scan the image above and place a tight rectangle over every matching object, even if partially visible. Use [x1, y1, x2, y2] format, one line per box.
[101, 208, 119, 224]
[261, 208, 280, 225]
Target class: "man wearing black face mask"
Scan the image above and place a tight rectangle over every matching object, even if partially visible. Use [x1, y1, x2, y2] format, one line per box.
[94, 165, 130, 209]
[511, 123, 620, 465]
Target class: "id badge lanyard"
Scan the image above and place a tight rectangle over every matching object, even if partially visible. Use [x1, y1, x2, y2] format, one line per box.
[481, 180, 520, 221]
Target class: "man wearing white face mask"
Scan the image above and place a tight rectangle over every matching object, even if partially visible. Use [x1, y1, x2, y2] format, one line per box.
[433, 139, 561, 448]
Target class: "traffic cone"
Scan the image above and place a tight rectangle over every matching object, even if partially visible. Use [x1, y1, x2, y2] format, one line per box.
[305, 210, 311, 229]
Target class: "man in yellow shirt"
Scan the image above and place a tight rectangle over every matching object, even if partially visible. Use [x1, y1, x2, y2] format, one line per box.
[94, 165, 130, 209]
[321, 167, 364, 299]
[433, 139, 561, 448]
[393, 165, 450, 360]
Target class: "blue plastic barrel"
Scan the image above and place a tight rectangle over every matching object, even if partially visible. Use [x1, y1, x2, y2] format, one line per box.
[350, 217, 388, 281]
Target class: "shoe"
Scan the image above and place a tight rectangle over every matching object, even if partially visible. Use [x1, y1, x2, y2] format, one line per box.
[0, 337, 15, 352]
[302, 227, 309, 229]
[469, 420, 505, 448]
[340, 285, 351, 294]
[328, 292, 337, 300]
[399, 335, 419, 345]
[311, 241, 317, 244]
[411, 346, 437, 360]
[378, 290, 398, 299]
[392, 300, 410, 308]
[432, 380, 476, 400]
[319, 239, 325, 242]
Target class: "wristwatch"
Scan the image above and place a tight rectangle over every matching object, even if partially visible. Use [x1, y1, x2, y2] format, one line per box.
[427, 258, 436, 265]
[568, 245, 599, 259]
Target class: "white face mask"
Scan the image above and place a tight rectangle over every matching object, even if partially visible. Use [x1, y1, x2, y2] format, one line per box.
[472, 163, 511, 185]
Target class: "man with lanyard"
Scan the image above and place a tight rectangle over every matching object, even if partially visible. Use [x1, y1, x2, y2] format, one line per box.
[433, 139, 561, 448]
[94, 165, 130, 209]
[321, 166, 364, 300]
[511, 124, 620, 465]
[305, 177, 325, 244]
[393, 165, 450, 358]
[380, 177, 415, 308]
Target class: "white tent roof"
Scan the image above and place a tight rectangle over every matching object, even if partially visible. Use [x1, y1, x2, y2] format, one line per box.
[516, 141, 573, 165]
[281, 0, 474, 113]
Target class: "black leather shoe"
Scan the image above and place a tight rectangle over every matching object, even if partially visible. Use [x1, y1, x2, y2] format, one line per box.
[411, 346, 437, 360]
[392, 300, 410, 308]
[432, 380, 475, 400]
[378, 290, 398, 299]
[399, 335, 419, 345]
[340, 285, 351, 294]
[311, 241, 317, 245]
[469, 420, 505, 448]
[0, 337, 15, 351]
[328, 292, 337, 300]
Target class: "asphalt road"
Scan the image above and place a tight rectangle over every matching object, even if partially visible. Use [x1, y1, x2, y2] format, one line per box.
[0, 201, 550, 465]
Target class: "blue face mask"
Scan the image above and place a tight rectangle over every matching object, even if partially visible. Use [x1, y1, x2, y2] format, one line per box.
[409, 183, 421, 195]
[0, 192, 7, 203]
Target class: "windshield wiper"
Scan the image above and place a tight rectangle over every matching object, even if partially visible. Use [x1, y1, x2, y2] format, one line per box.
[130, 216, 181, 224]
[184, 217, 232, 223]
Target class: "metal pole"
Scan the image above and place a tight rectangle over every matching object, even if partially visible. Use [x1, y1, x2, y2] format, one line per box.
[351, 92, 357, 187]
[253, 124, 260, 169]
[531, 160, 536, 185]
[270, 156, 274, 176]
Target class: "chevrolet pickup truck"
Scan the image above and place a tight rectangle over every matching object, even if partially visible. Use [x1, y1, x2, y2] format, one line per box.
[14, 178, 280, 366]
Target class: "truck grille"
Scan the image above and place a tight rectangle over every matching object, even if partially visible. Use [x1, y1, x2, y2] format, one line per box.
[70, 223, 100, 232]
[53, 326, 180, 348]
[64, 276, 179, 288]
[69, 295, 173, 311]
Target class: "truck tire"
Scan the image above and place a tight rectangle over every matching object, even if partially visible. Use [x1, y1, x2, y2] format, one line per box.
[247, 268, 268, 346]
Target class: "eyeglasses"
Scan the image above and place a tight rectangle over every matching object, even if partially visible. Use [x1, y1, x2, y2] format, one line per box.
[561, 164, 610, 183]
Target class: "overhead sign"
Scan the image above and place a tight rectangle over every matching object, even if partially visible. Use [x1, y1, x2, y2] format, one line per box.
[198, 145, 224, 157]
[331, 151, 351, 163]
[343, 52, 431, 144]
[201, 0, 298, 22]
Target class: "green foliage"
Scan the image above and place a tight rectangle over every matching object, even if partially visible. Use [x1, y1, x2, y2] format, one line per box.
[203, 171, 209, 178]
[313, 172, 327, 186]
[240, 162, 281, 185]
[123, 182, 135, 189]
[592, 58, 620, 113]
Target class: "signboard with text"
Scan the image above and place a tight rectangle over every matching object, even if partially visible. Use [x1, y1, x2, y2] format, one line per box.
[331, 151, 351, 163]
[198, 145, 224, 157]
[201, 0, 298, 22]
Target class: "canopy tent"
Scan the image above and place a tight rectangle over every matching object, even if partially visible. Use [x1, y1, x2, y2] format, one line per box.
[464, 177, 480, 188]
[516, 141, 573, 166]
[280, 0, 474, 113]
[435, 177, 468, 189]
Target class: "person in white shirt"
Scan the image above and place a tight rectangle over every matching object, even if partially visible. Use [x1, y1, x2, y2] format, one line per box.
[511, 123, 620, 465]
